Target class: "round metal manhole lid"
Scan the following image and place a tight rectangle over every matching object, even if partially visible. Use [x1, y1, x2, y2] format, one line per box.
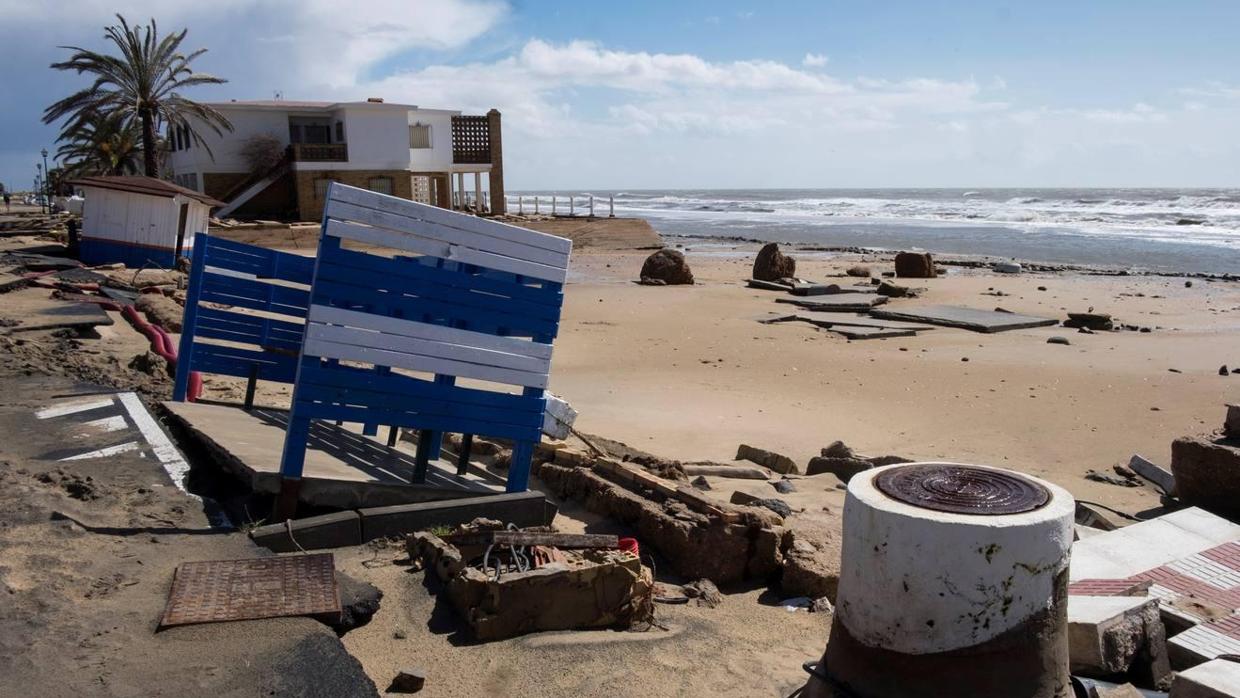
[873, 463, 1051, 515]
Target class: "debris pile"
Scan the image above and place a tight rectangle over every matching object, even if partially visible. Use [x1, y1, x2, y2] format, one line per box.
[408, 522, 653, 641]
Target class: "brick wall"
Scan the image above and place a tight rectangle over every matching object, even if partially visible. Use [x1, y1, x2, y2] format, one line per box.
[294, 170, 414, 222]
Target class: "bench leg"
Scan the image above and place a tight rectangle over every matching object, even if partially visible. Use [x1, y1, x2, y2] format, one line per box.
[456, 433, 473, 476]
[243, 366, 258, 410]
[275, 414, 311, 519]
[413, 429, 432, 483]
[387, 425, 399, 447]
[506, 441, 533, 492]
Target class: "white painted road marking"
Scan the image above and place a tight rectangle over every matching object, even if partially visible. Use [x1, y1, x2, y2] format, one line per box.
[81, 415, 127, 434]
[117, 392, 191, 495]
[36, 397, 114, 420]
[60, 441, 140, 461]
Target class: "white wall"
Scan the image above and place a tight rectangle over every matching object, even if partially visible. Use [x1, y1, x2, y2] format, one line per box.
[169, 108, 290, 177]
[408, 110, 456, 171]
[81, 186, 210, 250]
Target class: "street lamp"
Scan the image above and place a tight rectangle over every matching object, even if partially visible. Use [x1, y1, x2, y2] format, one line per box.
[41, 148, 50, 214]
[35, 163, 43, 214]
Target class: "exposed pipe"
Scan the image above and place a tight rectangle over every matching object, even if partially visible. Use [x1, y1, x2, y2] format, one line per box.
[121, 304, 201, 400]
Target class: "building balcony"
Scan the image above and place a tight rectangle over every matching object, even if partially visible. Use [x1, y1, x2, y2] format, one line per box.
[290, 143, 348, 162]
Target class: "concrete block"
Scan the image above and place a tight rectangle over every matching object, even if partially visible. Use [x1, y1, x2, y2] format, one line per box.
[1089, 684, 1145, 698]
[1172, 659, 1240, 698]
[1226, 404, 1240, 438]
[1169, 624, 1240, 670]
[249, 510, 362, 552]
[358, 491, 549, 542]
[735, 444, 799, 475]
[806, 456, 872, 483]
[1171, 437, 1240, 520]
[1129, 454, 1177, 496]
[1068, 595, 1170, 685]
[542, 393, 577, 440]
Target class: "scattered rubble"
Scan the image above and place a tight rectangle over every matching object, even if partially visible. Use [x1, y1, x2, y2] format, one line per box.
[752, 242, 796, 281]
[683, 579, 723, 608]
[894, 251, 936, 278]
[639, 248, 695, 285]
[1065, 313, 1115, 331]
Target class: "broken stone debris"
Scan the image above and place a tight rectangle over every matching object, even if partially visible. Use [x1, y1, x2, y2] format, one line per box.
[682, 579, 723, 608]
[876, 280, 919, 298]
[1129, 454, 1177, 496]
[806, 456, 873, 483]
[845, 265, 872, 278]
[388, 667, 427, 694]
[541, 392, 577, 440]
[1068, 595, 1171, 687]
[639, 248, 694, 285]
[409, 529, 653, 641]
[334, 571, 383, 634]
[735, 444, 800, 475]
[752, 242, 796, 281]
[1226, 405, 1240, 438]
[1087, 683, 1147, 698]
[1065, 313, 1115, 331]
[894, 251, 936, 278]
[1171, 435, 1240, 520]
[730, 490, 793, 518]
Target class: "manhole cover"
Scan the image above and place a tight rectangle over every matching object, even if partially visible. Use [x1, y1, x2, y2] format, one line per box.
[160, 553, 341, 627]
[874, 463, 1050, 515]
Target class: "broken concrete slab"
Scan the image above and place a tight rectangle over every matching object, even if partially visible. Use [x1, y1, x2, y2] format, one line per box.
[1171, 658, 1240, 697]
[2, 301, 114, 334]
[868, 304, 1059, 333]
[775, 294, 888, 312]
[1168, 619, 1240, 670]
[781, 538, 840, 601]
[410, 532, 653, 642]
[747, 278, 794, 292]
[789, 282, 842, 297]
[542, 392, 577, 440]
[358, 491, 551, 542]
[1070, 508, 1240, 582]
[1172, 436, 1240, 520]
[729, 490, 792, 518]
[1069, 595, 1171, 685]
[735, 444, 800, 475]
[250, 511, 363, 553]
[1065, 313, 1115, 331]
[1130, 454, 1177, 496]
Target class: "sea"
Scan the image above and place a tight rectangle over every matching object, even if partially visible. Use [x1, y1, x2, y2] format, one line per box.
[524, 189, 1240, 274]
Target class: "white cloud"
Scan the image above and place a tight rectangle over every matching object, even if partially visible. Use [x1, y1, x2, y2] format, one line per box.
[802, 53, 828, 68]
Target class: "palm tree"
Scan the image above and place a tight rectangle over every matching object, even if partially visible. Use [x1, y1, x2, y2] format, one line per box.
[43, 15, 232, 178]
[55, 109, 144, 177]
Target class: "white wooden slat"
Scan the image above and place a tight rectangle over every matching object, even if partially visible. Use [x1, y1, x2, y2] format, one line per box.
[329, 183, 571, 255]
[325, 220, 567, 283]
[327, 200, 569, 269]
[308, 305, 553, 360]
[306, 322, 551, 375]
[302, 337, 549, 389]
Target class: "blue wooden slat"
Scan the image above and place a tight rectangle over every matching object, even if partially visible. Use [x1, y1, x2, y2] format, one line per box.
[313, 259, 562, 324]
[295, 381, 543, 430]
[189, 345, 298, 383]
[292, 400, 540, 443]
[296, 361, 542, 414]
[200, 274, 311, 318]
[324, 245, 562, 307]
[310, 278, 557, 339]
[203, 237, 315, 283]
[195, 307, 304, 353]
[172, 233, 208, 401]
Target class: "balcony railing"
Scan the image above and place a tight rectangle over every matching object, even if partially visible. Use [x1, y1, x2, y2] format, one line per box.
[290, 143, 348, 162]
[451, 115, 491, 164]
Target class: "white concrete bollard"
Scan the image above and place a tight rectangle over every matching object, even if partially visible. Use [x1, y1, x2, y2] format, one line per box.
[815, 462, 1075, 698]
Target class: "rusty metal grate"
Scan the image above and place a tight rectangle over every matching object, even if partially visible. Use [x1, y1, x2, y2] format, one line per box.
[874, 463, 1050, 516]
[160, 553, 341, 627]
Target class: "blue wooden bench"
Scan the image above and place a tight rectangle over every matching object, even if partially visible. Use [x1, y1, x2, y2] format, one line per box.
[274, 183, 571, 516]
[172, 234, 314, 406]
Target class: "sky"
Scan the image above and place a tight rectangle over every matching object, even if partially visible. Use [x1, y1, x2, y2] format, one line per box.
[2, 0, 1239, 191]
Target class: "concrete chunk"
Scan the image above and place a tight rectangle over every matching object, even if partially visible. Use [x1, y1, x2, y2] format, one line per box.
[735, 444, 800, 475]
[1129, 454, 1177, 496]
[1070, 508, 1240, 582]
[1172, 659, 1240, 698]
[805, 456, 873, 483]
[1068, 595, 1170, 685]
[1171, 436, 1240, 520]
[249, 510, 361, 552]
[359, 491, 549, 542]
[1227, 404, 1240, 438]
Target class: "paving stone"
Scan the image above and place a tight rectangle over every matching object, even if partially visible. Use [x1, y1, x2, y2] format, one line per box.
[1068, 595, 1170, 685]
[1171, 658, 1240, 697]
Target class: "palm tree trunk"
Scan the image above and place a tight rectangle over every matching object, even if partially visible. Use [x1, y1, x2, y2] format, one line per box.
[140, 107, 159, 177]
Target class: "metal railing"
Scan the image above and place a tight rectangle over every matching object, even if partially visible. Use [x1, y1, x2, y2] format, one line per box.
[290, 143, 348, 162]
[505, 194, 615, 218]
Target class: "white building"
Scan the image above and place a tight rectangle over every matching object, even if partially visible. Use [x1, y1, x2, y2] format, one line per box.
[166, 98, 505, 221]
[67, 175, 222, 268]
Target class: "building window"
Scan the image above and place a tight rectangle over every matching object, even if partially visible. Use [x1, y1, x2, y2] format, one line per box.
[367, 176, 394, 195]
[314, 177, 335, 200]
[335, 121, 344, 143]
[409, 123, 431, 149]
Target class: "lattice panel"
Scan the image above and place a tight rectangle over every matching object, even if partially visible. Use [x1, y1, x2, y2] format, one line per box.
[452, 115, 491, 164]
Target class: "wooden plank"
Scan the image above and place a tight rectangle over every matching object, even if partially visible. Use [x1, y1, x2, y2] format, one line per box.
[442, 531, 619, 549]
[325, 219, 567, 284]
[309, 305, 553, 360]
[305, 321, 551, 375]
[329, 183, 571, 255]
[326, 200, 569, 268]
[291, 398, 540, 443]
[295, 381, 543, 430]
[301, 337, 550, 389]
[868, 305, 1059, 333]
[297, 360, 542, 414]
[592, 459, 741, 523]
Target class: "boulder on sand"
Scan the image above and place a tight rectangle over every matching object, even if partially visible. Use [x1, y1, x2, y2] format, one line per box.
[640, 249, 694, 285]
[894, 252, 936, 279]
[752, 243, 796, 281]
